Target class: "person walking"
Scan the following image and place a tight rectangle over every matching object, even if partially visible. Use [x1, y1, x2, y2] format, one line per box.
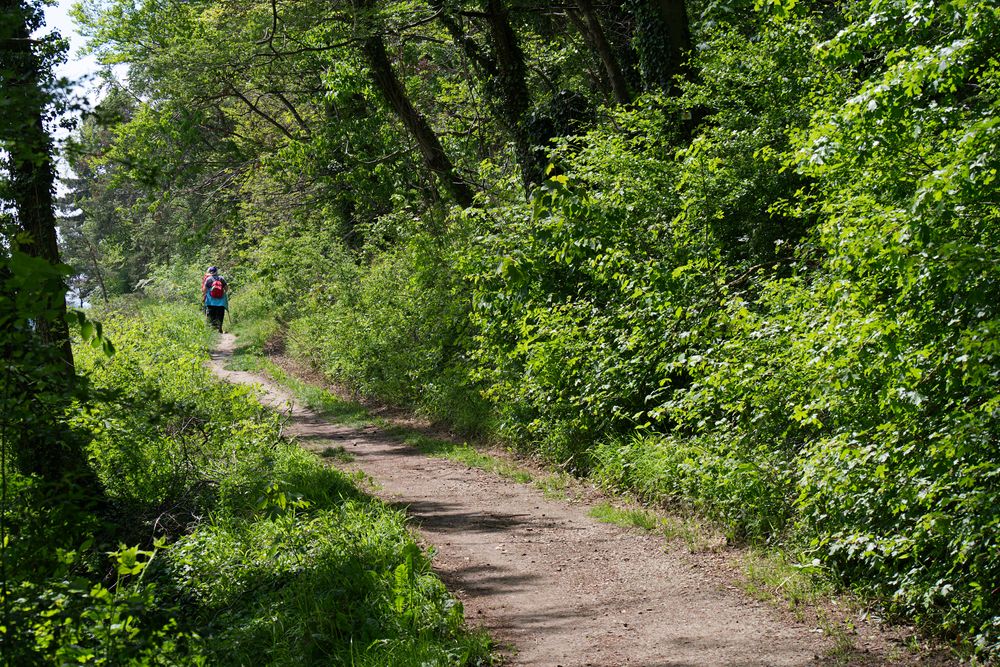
[202, 266, 229, 333]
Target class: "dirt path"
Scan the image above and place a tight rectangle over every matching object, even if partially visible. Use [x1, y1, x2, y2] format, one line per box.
[208, 334, 925, 666]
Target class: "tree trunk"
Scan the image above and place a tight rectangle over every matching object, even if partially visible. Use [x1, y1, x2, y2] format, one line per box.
[1, 0, 74, 372]
[355, 3, 474, 208]
[433, 0, 571, 192]
[631, 0, 693, 95]
[432, 2, 497, 78]
[482, 0, 548, 190]
[656, 0, 693, 84]
[573, 0, 631, 104]
[83, 234, 110, 305]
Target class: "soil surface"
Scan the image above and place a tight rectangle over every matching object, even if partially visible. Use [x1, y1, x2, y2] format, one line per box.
[208, 334, 951, 667]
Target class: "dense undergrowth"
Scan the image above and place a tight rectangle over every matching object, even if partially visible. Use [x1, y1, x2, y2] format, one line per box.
[0, 301, 491, 665]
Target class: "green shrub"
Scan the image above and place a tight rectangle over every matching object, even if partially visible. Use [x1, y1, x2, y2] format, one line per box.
[470, 6, 1000, 653]
[74, 302, 278, 518]
[168, 479, 483, 665]
[286, 231, 489, 434]
[589, 429, 793, 543]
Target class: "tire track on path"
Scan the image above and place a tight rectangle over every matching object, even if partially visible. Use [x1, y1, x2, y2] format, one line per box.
[209, 334, 846, 666]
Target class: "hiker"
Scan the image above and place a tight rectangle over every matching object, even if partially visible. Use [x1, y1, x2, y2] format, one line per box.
[202, 266, 229, 333]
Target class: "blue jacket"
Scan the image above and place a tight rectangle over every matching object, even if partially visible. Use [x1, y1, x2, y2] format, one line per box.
[204, 275, 229, 308]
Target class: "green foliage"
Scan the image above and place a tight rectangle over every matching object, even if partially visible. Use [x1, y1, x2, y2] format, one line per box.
[4, 301, 490, 664]
[1, 540, 197, 666]
[57, 0, 1000, 656]
[587, 3, 1000, 652]
[287, 229, 489, 434]
[168, 482, 483, 666]
[74, 303, 276, 517]
[783, 1, 1000, 649]
[0, 247, 103, 487]
[468, 5, 998, 654]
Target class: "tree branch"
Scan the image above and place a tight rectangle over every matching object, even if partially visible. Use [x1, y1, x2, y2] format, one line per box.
[229, 85, 300, 142]
[270, 90, 313, 137]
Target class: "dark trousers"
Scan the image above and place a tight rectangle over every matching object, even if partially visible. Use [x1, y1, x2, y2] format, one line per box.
[206, 305, 226, 332]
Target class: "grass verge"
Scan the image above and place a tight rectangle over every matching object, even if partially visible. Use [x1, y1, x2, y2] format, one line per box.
[587, 501, 722, 553]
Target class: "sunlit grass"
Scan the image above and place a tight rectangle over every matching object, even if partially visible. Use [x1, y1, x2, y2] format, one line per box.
[533, 471, 574, 501]
[226, 349, 371, 426]
[588, 501, 660, 531]
[318, 442, 355, 463]
[394, 430, 533, 483]
[588, 501, 723, 554]
[740, 550, 830, 608]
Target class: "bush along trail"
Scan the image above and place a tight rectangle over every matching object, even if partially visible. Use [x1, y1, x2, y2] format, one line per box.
[210, 331, 956, 666]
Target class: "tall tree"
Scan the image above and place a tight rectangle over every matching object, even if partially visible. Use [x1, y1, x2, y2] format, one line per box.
[1, 0, 105, 493]
[0, 0, 74, 373]
[481, 0, 550, 189]
[568, 0, 631, 104]
[432, 0, 558, 191]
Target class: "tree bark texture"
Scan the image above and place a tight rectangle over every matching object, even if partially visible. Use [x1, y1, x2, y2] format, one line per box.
[436, 0, 595, 192]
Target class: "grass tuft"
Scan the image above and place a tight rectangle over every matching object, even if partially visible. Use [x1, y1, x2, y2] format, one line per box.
[588, 501, 660, 532]
[319, 443, 355, 462]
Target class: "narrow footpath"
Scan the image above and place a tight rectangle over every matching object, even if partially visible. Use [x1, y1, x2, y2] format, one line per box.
[208, 334, 926, 667]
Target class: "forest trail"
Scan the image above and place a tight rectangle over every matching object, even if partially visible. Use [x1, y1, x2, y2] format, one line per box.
[209, 333, 887, 666]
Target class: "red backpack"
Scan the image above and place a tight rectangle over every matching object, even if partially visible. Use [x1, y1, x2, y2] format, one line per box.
[206, 276, 226, 299]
